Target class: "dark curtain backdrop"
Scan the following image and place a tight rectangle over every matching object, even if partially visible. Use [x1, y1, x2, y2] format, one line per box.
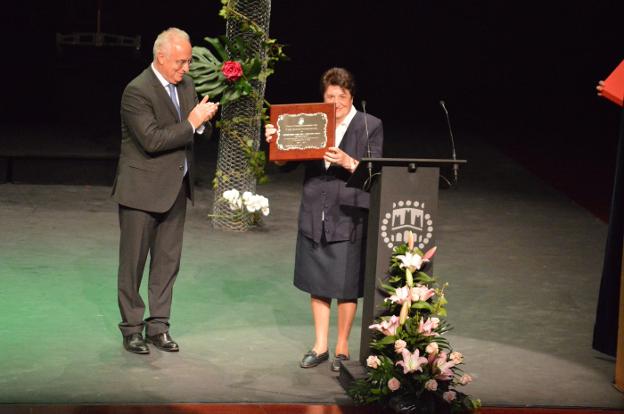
[594, 107, 624, 357]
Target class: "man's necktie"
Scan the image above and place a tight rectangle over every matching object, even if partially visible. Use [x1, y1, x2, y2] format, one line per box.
[167, 83, 181, 121]
[167, 83, 188, 175]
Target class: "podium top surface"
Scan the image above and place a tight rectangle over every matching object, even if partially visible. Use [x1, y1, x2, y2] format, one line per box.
[357, 157, 466, 166]
[347, 157, 467, 189]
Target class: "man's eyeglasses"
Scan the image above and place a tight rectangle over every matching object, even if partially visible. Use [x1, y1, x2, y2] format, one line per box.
[174, 59, 193, 68]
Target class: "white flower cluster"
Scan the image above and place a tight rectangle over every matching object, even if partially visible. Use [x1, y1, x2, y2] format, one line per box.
[223, 189, 269, 216]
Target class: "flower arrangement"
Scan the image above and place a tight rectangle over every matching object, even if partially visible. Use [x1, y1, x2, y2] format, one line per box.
[349, 232, 480, 414]
[222, 189, 269, 225]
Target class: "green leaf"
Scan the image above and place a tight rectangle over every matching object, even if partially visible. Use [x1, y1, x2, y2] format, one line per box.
[228, 88, 242, 102]
[209, 83, 229, 95]
[196, 83, 228, 98]
[234, 80, 253, 95]
[204, 36, 228, 61]
[415, 272, 434, 284]
[192, 69, 220, 80]
[195, 78, 225, 91]
[192, 46, 222, 65]
[221, 88, 241, 106]
[374, 335, 397, 346]
[437, 295, 448, 306]
[387, 275, 402, 284]
[258, 68, 274, 82]
[244, 58, 262, 78]
[412, 301, 434, 312]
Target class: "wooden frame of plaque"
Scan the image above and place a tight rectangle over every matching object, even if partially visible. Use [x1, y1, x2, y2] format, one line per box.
[269, 102, 335, 161]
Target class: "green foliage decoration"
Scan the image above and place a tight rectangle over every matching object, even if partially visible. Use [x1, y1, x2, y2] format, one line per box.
[189, 0, 286, 188]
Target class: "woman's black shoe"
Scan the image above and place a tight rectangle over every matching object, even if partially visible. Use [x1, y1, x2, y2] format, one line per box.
[300, 350, 329, 368]
[331, 354, 349, 372]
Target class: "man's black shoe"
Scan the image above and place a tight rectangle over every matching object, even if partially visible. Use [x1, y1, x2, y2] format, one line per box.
[123, 333, 149, 354]
[146, 332, 179, 352]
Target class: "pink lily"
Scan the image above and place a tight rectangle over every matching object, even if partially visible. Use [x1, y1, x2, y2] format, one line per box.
[411, 284, 436, 302]
[423, 246, 437, 262]
[396, 348, 428, 374]
[369, 315, 400, 336]
[433, 352, 456, 381]
[418, 317, 440, 337]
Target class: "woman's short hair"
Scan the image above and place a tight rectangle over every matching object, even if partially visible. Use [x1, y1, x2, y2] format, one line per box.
[153, 27, 190, 60]
[320, 67, 356, 96]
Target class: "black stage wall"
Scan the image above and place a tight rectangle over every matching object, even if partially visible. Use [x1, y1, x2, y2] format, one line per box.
[3, 1, 624, 141]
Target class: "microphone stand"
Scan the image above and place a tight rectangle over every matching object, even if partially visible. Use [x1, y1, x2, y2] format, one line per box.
[361, 100, 373, 190]
[440, 100, 459, 187]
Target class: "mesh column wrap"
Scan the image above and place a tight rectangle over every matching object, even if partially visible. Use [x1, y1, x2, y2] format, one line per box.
[212, 0, 271, 231]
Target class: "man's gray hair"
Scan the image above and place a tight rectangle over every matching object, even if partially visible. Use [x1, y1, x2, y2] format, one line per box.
[153, 27, 190, 60]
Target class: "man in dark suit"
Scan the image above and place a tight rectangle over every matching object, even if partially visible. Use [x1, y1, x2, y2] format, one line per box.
[112, 27, 219, 354]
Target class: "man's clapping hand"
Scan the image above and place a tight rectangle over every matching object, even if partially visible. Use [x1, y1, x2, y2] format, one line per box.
[188, 96, 219, 129]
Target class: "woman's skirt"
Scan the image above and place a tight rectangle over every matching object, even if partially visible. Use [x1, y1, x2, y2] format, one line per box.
[293, 231, 366, 300]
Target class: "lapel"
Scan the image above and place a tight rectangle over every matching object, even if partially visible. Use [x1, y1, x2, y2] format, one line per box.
[339, 111, 363, 153]
[322, 111, 362, 172]
[177, 77, 191, 118]
[146, 67, 183, 122]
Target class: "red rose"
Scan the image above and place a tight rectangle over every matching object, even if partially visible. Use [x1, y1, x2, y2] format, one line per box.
[222, 61, 243, 82]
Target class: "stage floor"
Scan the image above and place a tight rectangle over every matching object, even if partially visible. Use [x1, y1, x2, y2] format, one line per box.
[0, 132, 622, 408]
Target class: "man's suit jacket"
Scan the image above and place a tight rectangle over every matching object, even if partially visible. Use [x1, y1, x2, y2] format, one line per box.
[112, 67, 212, 213]
[297, 111, 383, 243]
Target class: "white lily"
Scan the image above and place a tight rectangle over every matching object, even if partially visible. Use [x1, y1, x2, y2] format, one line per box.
[397, 252, 424, 273]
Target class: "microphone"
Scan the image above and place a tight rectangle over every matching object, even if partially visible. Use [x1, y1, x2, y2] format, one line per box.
[439, 100, 459, 185]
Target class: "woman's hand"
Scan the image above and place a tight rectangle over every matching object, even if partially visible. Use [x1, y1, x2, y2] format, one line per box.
[324, 147, 358, 173]
[597, 80, 605, 96]
[265, 123, 277, 143]
[264, 123, 286, 166]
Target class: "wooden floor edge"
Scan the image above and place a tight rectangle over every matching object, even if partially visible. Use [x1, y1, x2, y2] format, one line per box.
[0, 403, 623, 414]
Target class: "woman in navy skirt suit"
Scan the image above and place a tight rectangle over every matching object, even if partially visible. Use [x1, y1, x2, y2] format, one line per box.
[265, 68, 384, 371]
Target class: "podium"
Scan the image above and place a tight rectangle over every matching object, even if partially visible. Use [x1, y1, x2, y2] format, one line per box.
[338, 157, 467, 388]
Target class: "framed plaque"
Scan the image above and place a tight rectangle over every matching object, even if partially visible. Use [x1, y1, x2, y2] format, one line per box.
[269, 102, 335, 161]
